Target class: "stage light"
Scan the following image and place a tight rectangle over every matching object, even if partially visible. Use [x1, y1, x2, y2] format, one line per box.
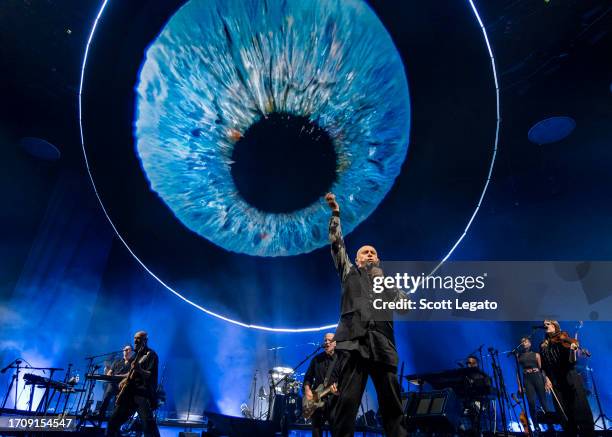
[20, 137, 61, 162]
[528, 116, 576, 145]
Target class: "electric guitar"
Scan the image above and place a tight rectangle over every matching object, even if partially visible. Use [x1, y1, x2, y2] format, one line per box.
[302, 383, 335, 419]
[115, 347, 147, 406]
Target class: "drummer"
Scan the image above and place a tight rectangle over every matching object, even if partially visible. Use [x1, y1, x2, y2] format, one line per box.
[303, 333, 345, 437]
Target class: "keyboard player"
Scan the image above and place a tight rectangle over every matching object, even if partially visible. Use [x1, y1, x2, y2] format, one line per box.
[97, 345, 133, 424]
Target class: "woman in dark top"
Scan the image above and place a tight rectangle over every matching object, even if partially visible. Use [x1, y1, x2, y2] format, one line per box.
[517, 337, 551, 432]
[539, 320, 594, 436]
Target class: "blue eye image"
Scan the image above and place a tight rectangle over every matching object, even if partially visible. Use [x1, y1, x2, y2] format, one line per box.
[134, 0, 410, 257]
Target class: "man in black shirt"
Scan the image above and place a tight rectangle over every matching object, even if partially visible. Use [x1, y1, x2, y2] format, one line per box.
[98, 345, 132, 425]
[466, 355, 479, 368]
[325, 193, 408, 437]
[106, 331, 160, 437]
[303, 333, 344, 437]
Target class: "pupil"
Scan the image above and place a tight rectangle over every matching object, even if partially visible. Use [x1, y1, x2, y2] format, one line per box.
[230, 112, 337, 213]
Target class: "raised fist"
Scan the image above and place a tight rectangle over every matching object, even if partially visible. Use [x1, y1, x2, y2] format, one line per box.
[325, 192, 339, 212]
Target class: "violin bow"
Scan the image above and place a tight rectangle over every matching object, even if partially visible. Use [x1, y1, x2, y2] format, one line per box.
[549, 385, 569, 423]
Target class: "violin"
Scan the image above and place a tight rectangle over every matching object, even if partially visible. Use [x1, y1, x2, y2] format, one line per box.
[512, 391, 531, 436]
[549, 331, 591, 358]
[519, 410, 530, 436]
[549, 331, 578, 348]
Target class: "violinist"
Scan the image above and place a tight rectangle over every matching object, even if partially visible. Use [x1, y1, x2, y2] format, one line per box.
[516, 337, 552, 432]
[539, 320, 594, 435]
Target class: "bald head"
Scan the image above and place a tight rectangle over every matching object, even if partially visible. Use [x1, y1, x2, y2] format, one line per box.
[134, 331, 148, 350]
[323, 333, 336, 355]
[355, 245, 379, 268]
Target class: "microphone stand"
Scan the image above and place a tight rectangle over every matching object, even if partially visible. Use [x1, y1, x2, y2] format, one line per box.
[1, 359, 26, 411]
[249, 370, 258, 418]
[84, 350, 125, 361]
[489, 348, 509, 435]
[508, 343, 532, 436]
[589, 363, 610, 431]
[57, 363, 73, 416]
[477, 344, 485, 371]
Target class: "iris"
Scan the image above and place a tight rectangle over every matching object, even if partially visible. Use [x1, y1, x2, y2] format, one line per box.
[134, 0, 410, 256]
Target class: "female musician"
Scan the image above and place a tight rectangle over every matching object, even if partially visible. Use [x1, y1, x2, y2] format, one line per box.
[539, 320, 594, 435]
[516, 337, 551, 432]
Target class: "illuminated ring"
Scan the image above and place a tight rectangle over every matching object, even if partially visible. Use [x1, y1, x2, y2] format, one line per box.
[79, 0, 500, 332]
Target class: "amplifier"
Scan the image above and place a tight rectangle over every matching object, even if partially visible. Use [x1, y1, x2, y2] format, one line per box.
[404, 388, 462, 433]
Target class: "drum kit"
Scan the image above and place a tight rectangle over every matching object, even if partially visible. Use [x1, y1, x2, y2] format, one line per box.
[268, 366, 302, 396]
[244, 366, 305, 421]
[266, 366, 304, 425]
[246, 343, 325, 426]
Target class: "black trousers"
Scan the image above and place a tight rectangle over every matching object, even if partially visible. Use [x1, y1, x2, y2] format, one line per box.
[98, 385, 118, 425]
[311, 401, 334, 437]
[106, 394, 160, 437]
[550, 369, 594, 436]
[331, 352, 406, 437]
[523, 372, 551, 427]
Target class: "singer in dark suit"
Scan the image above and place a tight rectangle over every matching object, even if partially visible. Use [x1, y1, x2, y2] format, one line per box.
[324, 193, 407, 437]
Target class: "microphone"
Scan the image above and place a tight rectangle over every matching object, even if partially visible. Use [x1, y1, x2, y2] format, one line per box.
[456, 360, 465, 368]
[1, 359, 21, 374]
[532, 325, 547, 330]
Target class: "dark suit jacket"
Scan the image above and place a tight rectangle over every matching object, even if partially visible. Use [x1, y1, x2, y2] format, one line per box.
[328, 211, 404, 345]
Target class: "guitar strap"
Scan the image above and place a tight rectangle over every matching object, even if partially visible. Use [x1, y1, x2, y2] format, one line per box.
[323, 353, 338, 387]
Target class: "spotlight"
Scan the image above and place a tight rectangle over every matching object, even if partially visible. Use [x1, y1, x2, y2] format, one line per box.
[528, 116, 576, 145]
[20, 137, 61, 161]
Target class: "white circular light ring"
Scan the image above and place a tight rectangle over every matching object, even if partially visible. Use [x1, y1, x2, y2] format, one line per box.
[78, 0, 500, 333]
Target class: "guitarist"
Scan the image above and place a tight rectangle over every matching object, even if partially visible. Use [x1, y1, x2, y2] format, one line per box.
[303, 333, 343, 437]
[106, 331, 160, 437]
